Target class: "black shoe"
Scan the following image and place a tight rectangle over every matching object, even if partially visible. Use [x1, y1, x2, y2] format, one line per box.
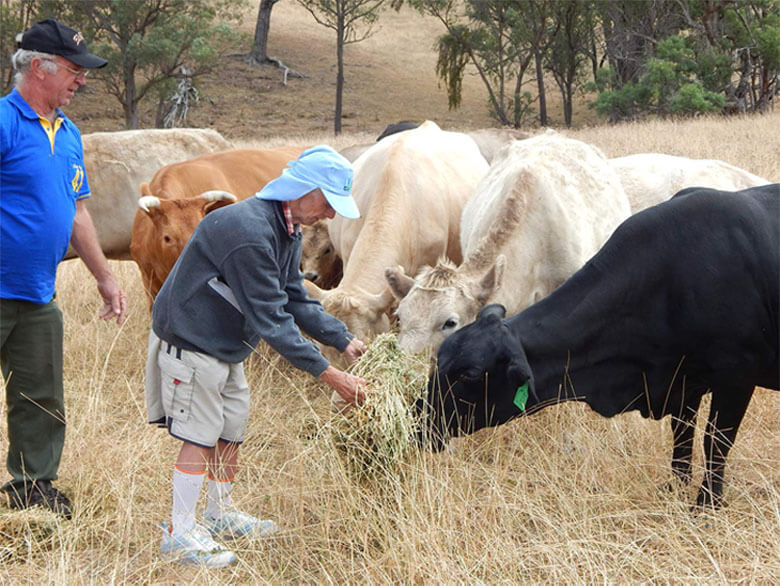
[6, 480, 72, 520]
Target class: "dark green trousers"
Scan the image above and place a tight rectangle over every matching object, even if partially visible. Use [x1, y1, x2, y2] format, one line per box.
[0, 298, 65, 491]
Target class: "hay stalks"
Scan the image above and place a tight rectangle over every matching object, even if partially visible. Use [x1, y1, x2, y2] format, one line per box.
[327, 333, 429, 484]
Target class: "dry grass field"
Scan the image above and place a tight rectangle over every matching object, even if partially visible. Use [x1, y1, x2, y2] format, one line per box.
[0, 114, 777, 584]
[2, 2, 780, 584]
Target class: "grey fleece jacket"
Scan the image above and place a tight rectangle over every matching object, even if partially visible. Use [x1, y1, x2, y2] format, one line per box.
[152, 197, 352, 376]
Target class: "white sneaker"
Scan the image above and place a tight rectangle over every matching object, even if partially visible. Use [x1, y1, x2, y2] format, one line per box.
[202, 508, 279, 539]
[160, 522, 237, 568]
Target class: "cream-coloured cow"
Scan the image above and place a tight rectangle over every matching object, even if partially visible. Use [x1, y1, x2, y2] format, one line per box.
[305, 121, 489, 364]
[609, 153, 770, 212]
[65, 128, 232, 260]
[303, 126, 529, 288]
[386, 131, 632, 354]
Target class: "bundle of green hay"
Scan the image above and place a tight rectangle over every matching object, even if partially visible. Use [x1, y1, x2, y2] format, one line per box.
[329, 333, 430, 483]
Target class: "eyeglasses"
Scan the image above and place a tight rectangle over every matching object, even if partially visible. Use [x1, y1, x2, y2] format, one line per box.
[58, 62, 89, 78]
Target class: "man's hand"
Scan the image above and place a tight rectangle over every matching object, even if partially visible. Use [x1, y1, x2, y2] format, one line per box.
[343, 337, 368, 365]
[97, 274, 127, 325]
[71, 201, 127, 325]
[320, 365, 367, 408]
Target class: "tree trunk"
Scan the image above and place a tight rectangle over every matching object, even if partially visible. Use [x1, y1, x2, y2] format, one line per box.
[250, 0, 279, 64]
[534, 51, 548, 126]
[123, 66, 139, 129]
[334, 10, 344, 135]
[563, 78, 573, 127]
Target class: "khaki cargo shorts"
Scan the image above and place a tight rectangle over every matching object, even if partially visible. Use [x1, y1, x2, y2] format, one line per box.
[146, 332, 249, 448]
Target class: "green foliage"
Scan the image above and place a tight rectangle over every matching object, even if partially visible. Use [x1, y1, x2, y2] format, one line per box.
[511, 90, 535, 125]
[755, 13, 780, 70]
[434, 24, 470, 110]
[31, 0, 247, 128]
[415, 0, 543, 127]
[588, 73, 652, 121]
[1, 0, 40, 94]
[669, 82, 726, 115]
[590, 35, 730, 120]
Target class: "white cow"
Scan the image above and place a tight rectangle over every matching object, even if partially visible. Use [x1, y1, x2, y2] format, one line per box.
[306, 121, 489, 363]
[67, 128, 232, 260]
[609, 153, 771, 212]
[386, 130, 632, 354]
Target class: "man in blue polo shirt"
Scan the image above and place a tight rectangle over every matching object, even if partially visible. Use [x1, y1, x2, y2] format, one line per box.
[0, 19, 127, 519]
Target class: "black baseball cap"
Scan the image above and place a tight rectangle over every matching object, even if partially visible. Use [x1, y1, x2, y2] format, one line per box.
[19, 18, 107, 69]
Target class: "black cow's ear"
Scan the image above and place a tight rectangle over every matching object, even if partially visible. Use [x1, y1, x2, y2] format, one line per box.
[506, 353, 538, 407]
[478, 304, 506, 321]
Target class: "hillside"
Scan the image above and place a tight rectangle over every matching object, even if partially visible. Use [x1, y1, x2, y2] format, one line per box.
[66, 2, 594, 141]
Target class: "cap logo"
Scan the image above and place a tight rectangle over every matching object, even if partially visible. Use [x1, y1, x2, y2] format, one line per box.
[343, 177, 352, 192]
[72, 32, 85, 45]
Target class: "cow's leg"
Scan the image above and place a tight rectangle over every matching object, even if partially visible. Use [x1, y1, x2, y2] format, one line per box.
[670, 392, 702, 485]
[696, 385, 755, 509]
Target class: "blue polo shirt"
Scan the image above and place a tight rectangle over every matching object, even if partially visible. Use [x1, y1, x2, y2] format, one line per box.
[0, 88, 91, 304]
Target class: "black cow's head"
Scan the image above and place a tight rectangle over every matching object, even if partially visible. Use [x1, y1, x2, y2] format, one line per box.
[414, 304, 535, 451]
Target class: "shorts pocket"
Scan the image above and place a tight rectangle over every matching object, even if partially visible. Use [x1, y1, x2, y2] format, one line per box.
[158, 351, 195, 422]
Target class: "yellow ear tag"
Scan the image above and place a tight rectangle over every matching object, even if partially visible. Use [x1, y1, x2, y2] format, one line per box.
[513, 381, 529, 411]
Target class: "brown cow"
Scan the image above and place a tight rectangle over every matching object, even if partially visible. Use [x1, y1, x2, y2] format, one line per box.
[67, 128, 232, 260]
[130, 146, 304, 304]
[300, 219, 343, 289]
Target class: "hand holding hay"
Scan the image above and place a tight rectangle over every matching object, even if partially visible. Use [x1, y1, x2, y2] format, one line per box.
[328, 333, 430, 482]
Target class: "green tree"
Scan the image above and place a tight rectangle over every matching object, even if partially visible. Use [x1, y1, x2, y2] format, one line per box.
[679, 0, 779, 113]
[590, 0, 778, 120]
[410, 0, 552, 128]
[298, 0, 388, 135]
[1, 0, 39, 94]
[544, 0, 596, 127]
[39, 0, 246, 128]
[588, 35, 726, 119]
[592, 0, 685, 88]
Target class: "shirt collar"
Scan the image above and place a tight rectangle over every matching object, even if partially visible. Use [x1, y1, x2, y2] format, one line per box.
[281, 201, 299, 236]
[8, 88, 67, 125]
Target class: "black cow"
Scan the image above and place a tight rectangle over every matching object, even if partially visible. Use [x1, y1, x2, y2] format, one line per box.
[416, 184, 779, 508]
[376, 121, 420, 141]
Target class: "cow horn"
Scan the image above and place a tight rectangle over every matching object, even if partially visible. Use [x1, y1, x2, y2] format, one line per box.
[138, 195, 161, 212]
[303, 278, 329, 301]
[364, 286, 395, 314]
[199, 190, 238, 202]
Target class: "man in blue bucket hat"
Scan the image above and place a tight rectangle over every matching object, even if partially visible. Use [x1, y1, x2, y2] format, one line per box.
[145, 145, 368, 568]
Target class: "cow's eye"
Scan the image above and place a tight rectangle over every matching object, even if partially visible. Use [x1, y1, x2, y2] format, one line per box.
[163, 235, 171, 243]
[442, 318, 458, 330]
[458, 367, 483, 381]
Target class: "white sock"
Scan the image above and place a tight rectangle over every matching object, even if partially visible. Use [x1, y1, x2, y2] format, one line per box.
[205, 477, 234, 520]
[171, 466, 205, 537]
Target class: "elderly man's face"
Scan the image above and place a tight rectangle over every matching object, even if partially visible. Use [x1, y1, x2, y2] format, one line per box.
[290, 188, 336, 225]
[39, 56, 87, 110]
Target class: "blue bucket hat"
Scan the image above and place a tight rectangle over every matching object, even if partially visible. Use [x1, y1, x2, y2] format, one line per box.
[257, 145, 360, 219]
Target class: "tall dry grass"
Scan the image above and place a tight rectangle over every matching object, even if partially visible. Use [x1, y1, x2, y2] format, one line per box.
[0, 114, 778, 584]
